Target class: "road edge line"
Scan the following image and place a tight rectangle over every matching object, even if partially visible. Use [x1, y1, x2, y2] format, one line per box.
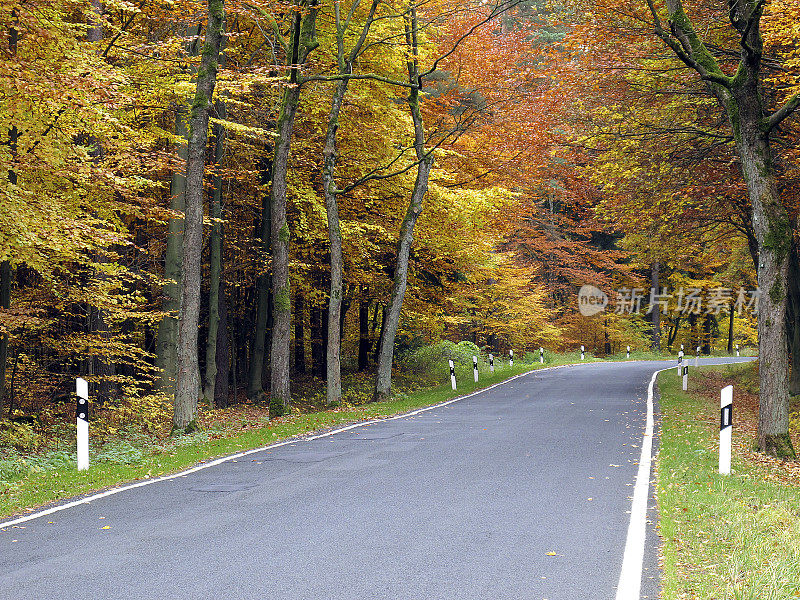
[615, 368, 663, 600]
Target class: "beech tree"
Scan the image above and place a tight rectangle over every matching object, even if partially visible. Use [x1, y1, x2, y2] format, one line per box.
[268, 0, 320, 416]
[173, 0, 226, 431]
[636, 0, 799, 457]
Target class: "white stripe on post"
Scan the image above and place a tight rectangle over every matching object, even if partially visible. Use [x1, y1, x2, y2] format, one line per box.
[76, 378, 89, 471]
[473, 356, 479, 383]
[449, 360, 456, 391]
[539, 347, 544, 364]
[509, 350, 514, 367]
[489, 353, 494, 374]
[720, 385, 733, 475]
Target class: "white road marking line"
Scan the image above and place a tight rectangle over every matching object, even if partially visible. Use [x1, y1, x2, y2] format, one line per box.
[0, 364, 569, 530]
[615, 368, 663, 600]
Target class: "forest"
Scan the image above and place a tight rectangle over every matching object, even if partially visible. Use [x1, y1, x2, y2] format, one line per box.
[1, 0, 798, 458]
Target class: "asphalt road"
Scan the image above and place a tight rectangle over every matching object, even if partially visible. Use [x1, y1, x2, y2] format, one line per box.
[0, 358, 753, 600]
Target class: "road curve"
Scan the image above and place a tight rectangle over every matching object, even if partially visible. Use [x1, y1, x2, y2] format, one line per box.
[0, 358, 753, 600]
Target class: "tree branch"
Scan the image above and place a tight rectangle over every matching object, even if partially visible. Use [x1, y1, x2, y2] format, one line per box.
[766, 92, 800, 133]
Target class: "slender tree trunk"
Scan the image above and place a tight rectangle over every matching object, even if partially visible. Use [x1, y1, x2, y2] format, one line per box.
[2, 14, 18, 416]
[157, 25, 200, 393]
[214, 281, 231, 408]
[728, 307, 735, 355]
[310, 303, 325, 377]
[203, 100, 226, 408]
[372, 159, 433, 402]
[373, 9, 434, 402]
[268, 2, 319, 415]
[702, 314, 712, 355]
[248, 153, 273, 401]
[358, 298, 371, 371]
[268, 85, 300, 413]
[373, 305, 385, 364]
[294, 292, 306, 374]
[174, 0, 225, 431]
[788, 250, 800, 395]
[322, 0, 380, 405]
[650, 261, 661, 351]
[323, 79, 346, 404]
[0, 261, 10, 417]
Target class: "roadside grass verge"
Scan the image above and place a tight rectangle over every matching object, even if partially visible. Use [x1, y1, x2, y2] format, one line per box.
[657, 363, 800, 599]
[1, 352, 597, 519]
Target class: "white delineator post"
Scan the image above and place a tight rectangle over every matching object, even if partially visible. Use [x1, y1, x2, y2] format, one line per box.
[680, 344, 684, 351]
[473, 356, 479, 383]
[736, 344, 740, 357]
[720, 385, 733, 475]
[677, 351, 683, 375]
[489, 353, 494, 374]
[580, 345, 585, 361]
[626, 346, 630, 359]
[76, 377, 89, 471]
[682, 365, 688, 391]
[449, 360, 456, 391]
[539, 347, 544, 364]
[509, 350, 514, 367]
[696, 346, 700, 367]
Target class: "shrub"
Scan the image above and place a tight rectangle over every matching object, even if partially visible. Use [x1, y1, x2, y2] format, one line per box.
[0, 419, 41, 451]
[399, 340, 485, 384]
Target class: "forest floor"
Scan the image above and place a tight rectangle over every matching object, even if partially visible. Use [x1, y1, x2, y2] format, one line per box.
[657, 363, 800, 599]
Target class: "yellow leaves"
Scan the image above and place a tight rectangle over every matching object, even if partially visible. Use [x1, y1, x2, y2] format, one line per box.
[209, 117, 277, 141]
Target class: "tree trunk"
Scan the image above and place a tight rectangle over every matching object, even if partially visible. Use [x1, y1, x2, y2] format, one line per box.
[2, 14, 18, 416]
[156, 25, 200, 393]
[0, 261, 10, 417]
[373, 305, 385, 364]
[173, 0, 225, 431]
[728, 306, 735, 354]
[268, 85, 300, 414]
[702, 314, 712, 355]
[322, 0, 380, 405]
[788, 249, 800, 395]
[248, 153, 273, 402]
[358, 298, 371, 371]
[294, 292, 306, 374]
[310, 303, 325, 378]
[214, 281, 230, 408]
[268, 2, 320, 416]
[323, 78, 346, 405]
[650, 261, 661, 351]
[733, 95, 793, 457]
[203, 100, 226, 408]
[373, 15, 433, 401]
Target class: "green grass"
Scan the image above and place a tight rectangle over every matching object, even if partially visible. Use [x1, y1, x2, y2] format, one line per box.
[657, 365, 800, 600]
